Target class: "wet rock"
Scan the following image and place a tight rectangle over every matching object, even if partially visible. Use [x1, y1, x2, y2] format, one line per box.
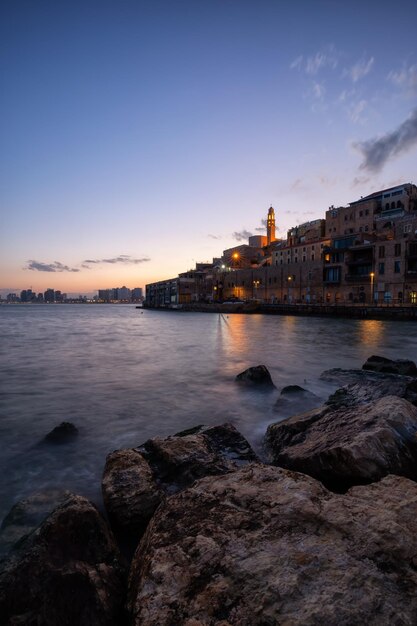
[102, 449, 164, 545]
[363, 354, 417, 377]
[102, 423, 258, 547]
[44, 421, 78, 444]
[265, 395, 417, 491]
[0, 490, 70, 559]
[128, 465, 417, 626]
[235, 365, 275, 387]
[0, 494, 126, 626]
[274, 385, 321, 415]
[326, 377, 417, 408]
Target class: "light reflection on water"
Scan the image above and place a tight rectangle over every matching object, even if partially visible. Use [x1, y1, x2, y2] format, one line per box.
[1, 304, 416, 522]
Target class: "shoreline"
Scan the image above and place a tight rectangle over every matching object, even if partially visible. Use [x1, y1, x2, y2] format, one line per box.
[143, 301, 417, 320]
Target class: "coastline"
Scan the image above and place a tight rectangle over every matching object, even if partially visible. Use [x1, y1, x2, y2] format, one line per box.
[143, 301, 417, 320]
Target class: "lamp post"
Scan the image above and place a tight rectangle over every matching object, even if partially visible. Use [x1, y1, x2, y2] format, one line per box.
[232, 252, 239, 268]
[253, 279, 260, 300]
[287, 275, 292, 303]
[370, 272, 375, 304]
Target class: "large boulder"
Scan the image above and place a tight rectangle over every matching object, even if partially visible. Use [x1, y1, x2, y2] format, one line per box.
[128, 464, 417, 625]
[0, 494, 126, 625]
[235, 365, 275, 387]
[102, 423, 258, 546]
[274, 385, 321, 416]
[265, 395, 417, 491]
[326, 377, 417, 408]
[0, 490, 70, 559]
[363, 355, 417, 377]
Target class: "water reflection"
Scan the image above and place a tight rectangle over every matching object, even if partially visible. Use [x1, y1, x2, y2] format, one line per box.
[357, 319, 385, 348]
[1, 305, 417, 523]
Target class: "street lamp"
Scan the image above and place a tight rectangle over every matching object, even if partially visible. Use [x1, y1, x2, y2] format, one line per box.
[287, 275, 292, 303]
[232, 252, 239, 268]
[370, 272, 375, 304]
[253, 279, 260, 300]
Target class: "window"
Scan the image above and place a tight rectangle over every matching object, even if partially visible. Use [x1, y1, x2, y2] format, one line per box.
[403, 224, 412, 234]
[311, 254, 315, 261]
[359, 211, 363, 217]
[379, 246, 385, 258]
[394, 261, 401, 273]
[395, 243, 401, 256]
[378, 262, 385, 275]
[365, 225, 369, 231]
[365, 209, 369, 215]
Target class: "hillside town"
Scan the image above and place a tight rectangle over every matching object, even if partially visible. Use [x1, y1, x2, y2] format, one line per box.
[146, 182, 417, 307]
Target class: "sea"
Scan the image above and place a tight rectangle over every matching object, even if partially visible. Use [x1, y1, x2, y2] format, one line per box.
[1, 303, 417, 524]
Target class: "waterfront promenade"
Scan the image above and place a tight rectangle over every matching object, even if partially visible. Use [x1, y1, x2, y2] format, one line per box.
[143, 301, 417, 320]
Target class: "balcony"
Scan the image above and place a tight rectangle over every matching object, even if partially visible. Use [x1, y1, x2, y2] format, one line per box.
[345, 275, 372, 283]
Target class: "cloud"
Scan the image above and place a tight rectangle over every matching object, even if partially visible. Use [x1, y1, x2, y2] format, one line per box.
[348, 99, 367, 124]
[387, 63, 417, 93]
[354, 107, 417, 172]
[232, 230, 253, 242]
[208, 234, 221, 240]
[25, 261, 80, 273]
[312, 81, 325, 99]
[347, 56, 374, 82]
[351, 176, 371, 188]
[83, 255, 150, 266]
[291, 46, 339, 76]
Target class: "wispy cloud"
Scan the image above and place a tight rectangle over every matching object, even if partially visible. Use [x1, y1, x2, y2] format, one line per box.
[83, 255, 150, 266]
[351, 176, 371, 188]
[232, 230, 253, 242]
[354, 107, 417, 172]
[290, 46, 339, 75]
[208, 234, 221, 240]
[387, 62, 417, 93]
[348, 99, 368, 124]
[347, 56, 374, 82]
[25, 261, 80, 273]
[312, 81, 325, 99]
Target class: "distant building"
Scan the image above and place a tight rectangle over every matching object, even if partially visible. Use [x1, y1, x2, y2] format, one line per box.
[131, 287, 143, 301]
[44, 288, 55, 303]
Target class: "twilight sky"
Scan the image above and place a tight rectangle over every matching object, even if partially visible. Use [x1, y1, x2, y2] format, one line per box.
[1, 0, 417, 295]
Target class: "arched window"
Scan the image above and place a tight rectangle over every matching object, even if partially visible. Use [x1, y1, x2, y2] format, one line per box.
[391, 202, 395, 209]
[385, 203, 390, 209]
[397, 201, 403, 209]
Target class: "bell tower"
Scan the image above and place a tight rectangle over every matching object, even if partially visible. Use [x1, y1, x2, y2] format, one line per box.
[267, 206, 276, 245]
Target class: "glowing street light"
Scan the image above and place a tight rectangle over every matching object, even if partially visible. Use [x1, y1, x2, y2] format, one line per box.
[253, 279, 260, 299]
[370, 272, 375, 304]
[287, 275, 292, 303]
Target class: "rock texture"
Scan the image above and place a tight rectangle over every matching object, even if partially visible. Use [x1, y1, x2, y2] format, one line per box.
[326, 377, 417, 408]
[274, 384, 321, 416]
[128, 464, 417, 626]
[44, 421, 78, 444]
[265, 395, 417, 490]
[0, 494, 126, 626]
[0, 490, 70, 559]
[363, 354, 417, 377]
[102, 423, 258, 544]
[235, 365, 275, 387]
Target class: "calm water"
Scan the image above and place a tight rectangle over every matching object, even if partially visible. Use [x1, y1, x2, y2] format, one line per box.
[1, 304, 416, 523]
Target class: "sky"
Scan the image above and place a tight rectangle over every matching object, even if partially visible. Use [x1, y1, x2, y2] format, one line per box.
[1, 0, 417, 296]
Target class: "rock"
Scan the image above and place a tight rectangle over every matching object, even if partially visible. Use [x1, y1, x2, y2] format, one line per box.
[102, 423, 258, 547]
[265, 395, 417, 491]
[320, 367, 411, 386]
[128, 465, 417, 625]
[0, 490, 70, 559]
[102, 449, 164, 546]
[326, 378, 417, 408]
[274, 385, 321, 415]
[363, 355, 417, 377]
[235, 365, 275, 387]
[0, 494, 126, 625]
[44, 421, 78, 444]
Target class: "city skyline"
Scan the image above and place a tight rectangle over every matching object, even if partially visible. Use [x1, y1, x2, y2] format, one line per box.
[2, 0, 417, 295]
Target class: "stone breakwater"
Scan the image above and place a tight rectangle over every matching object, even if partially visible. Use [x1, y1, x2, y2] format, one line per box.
[2, 356, 417, 624]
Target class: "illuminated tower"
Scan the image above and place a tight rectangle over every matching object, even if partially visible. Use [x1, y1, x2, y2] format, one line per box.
[267, 206, 276, 245]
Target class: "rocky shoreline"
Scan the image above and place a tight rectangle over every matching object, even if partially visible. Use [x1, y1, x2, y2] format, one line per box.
[2, 355, 417, 624]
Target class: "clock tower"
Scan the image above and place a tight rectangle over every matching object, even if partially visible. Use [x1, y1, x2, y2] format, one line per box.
[267, 206, 276, 245]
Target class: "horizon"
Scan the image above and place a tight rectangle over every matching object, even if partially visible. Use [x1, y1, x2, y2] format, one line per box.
[2, 0, 417, 294]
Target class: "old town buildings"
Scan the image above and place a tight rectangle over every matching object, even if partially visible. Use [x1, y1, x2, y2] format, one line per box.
[146, 183, 417, 307]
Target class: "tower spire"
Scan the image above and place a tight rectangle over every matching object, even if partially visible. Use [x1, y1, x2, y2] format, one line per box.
[267, 206, 276, 245]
